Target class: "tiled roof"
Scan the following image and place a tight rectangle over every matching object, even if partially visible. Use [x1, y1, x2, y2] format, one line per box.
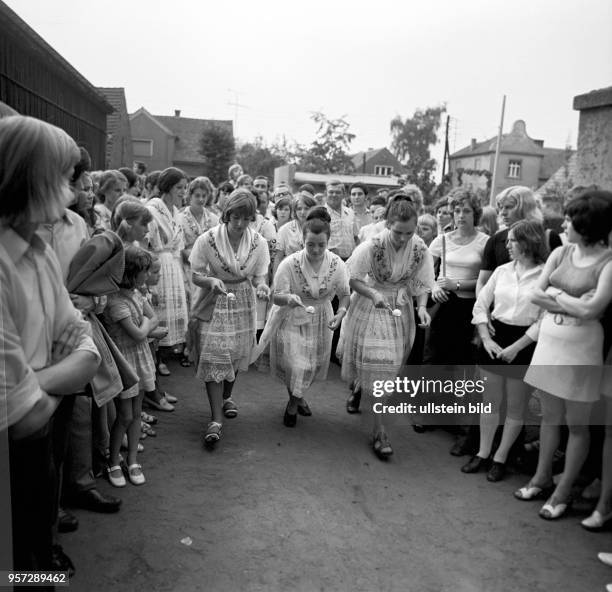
[540, 148, 573, 181]
[155, 115, 233, 163]
[351, 148, 384, 169]
[536, 153, 577, 195]
[451, 120, 547, 158]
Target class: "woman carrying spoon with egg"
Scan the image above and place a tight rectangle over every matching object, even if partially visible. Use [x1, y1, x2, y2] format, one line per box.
[339, 192, 434, 459]
[256, 207, 350, 427]
[189, 189, 270, 445]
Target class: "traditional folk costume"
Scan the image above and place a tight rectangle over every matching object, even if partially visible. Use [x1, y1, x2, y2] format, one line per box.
[250, 213, 277, 331]
[339, 230, 434, 395]
[257, 250, 350, 397]
[189, 224, 270, 383]
[146, 197, 188, 347]
[275, 219, 304, 259]
[177, 206, 219, 306]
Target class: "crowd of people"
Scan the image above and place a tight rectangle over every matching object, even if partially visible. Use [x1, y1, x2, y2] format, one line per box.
[2, 115, 612, 590]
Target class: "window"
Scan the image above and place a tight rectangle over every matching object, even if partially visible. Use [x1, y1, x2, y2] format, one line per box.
[133, 139, 153, 157]
[474, 158, 481, 169]
[507, 160, 521, 178]
[374, 165, 393, 176]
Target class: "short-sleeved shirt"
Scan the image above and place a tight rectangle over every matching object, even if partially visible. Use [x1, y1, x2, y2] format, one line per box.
[326, 205, 359, 259]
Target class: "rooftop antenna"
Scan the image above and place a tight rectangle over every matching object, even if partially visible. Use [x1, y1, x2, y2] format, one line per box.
[227, 89, 247, 139]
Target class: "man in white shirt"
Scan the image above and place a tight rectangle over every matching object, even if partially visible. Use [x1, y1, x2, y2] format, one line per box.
[324, 180, 359, 261]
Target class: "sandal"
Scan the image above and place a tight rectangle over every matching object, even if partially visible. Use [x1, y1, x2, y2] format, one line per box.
[141, 411, 158, 425]
[180, 356, 192, 367]
[222, 398, 238, 418]
[162, 391, 178, 404]
[157, 363, 171, 376]
[141, 421, 157, 437]
[514, 481, 554, 501]
[372, 431, 393, 459]
[203, 421, 222, 444]
[539, 495, 572, 520]
[346, 389, 362, 414]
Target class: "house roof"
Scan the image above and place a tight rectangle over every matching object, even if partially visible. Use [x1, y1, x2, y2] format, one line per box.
[97, 87, 128, 138]
[540, 147, 573, 181]
[536, 152, 577, 196]
[450, 120, 547, 159]
[0, 1, 112, 112]
[130, 107, 175, 136]
[351, 147, 406, 173]
[293, 171, 401, 188]
[154, 114, 233, 164]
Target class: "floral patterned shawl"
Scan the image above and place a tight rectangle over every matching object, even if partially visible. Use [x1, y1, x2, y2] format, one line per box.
[146, 197, 184, 255]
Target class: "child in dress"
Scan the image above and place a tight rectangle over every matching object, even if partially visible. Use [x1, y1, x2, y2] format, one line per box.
[103, 246, 159, 486]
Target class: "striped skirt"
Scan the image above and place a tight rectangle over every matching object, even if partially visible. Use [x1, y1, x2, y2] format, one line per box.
[338, 287, 415, 396]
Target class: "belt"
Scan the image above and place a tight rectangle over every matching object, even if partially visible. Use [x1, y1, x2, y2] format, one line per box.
[552, 313, 582, 326]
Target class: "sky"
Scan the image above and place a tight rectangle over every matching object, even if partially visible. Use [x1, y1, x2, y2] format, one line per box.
[5, 0, 612, 180]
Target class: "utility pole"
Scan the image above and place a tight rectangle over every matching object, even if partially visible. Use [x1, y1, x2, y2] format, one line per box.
[489, 95, 506, 206]
[227, 88, 247, 139]
[441, 115, 450, 179]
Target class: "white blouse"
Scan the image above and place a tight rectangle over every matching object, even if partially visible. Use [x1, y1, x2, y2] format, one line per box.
[472, 261, 544, 333]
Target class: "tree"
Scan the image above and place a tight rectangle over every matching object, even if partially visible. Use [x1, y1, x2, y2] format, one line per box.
[295, 112, 356, 174]
[236, 136, 287, 181]
[199, 122, 236, 184]
[390, 105, 446, 201]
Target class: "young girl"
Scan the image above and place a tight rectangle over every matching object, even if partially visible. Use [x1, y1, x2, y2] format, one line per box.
[111, 197, 153, 246]
[103, 246, 159, 486]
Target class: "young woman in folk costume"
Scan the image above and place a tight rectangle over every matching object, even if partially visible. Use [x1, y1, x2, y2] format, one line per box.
[189, 189, 270, 445]
[339, 194, 434, 459]
[255, 207, 350, 427]
[145, 167, 189, 377]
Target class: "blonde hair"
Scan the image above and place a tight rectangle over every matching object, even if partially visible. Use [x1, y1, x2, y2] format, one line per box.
[495, 185, 543, 223]
[0, 115, 79, 226]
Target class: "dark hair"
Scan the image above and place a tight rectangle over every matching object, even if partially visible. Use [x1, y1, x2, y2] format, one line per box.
[134, 161, 147, 174]
[298, 183, 315, 196]
[118, 167, 138, 189]
[236, 174, 253, 187]
[71, 146, 91, 184]
[293, 193, 316, 211]
[158, 167, 186, 194]
[273, 196, 293, 219]
[564, 190, 612, 246]
[221, 189, 257, 223]
[302, 206, 331, 238]
[145, 170, 161, 191]
[370, 196, 387, 208]
[120, 245, 153, 289]
[509, 220, 548, 264]
[349, 182, 368, 196]
[384, 191, 418, 223]
[447, 187, 483, 227]
[252, 188, 269, 208]
[217, 181, 234, 194]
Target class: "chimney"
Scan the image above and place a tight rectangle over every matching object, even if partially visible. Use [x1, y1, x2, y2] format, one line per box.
[174, 109, 181, 117]
[471, 138, 477, 150]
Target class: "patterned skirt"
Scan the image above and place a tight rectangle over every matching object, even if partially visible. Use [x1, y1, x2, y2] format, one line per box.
[338, 287, 415, 396]
[155, 251, 188, 347]
[269, 300, 333, 397]
[119, 341, 156, 400]
[196, 279, 257, 383]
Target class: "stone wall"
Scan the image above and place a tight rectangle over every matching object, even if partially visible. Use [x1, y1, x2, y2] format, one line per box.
[573, 86, 612, 190]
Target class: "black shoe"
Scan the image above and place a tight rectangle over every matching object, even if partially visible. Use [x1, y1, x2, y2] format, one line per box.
[346, 390, 361, 414]
[486, 461, 506, 482]
[450, 436, 476, 457]
[283, 403, 297, 428]
[52, 544, 75, 578]
[68, 489, 122, 513]
[297, 400, 312, 416]
[461, 455, 489, 473]
[57, 507, 79, 533]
